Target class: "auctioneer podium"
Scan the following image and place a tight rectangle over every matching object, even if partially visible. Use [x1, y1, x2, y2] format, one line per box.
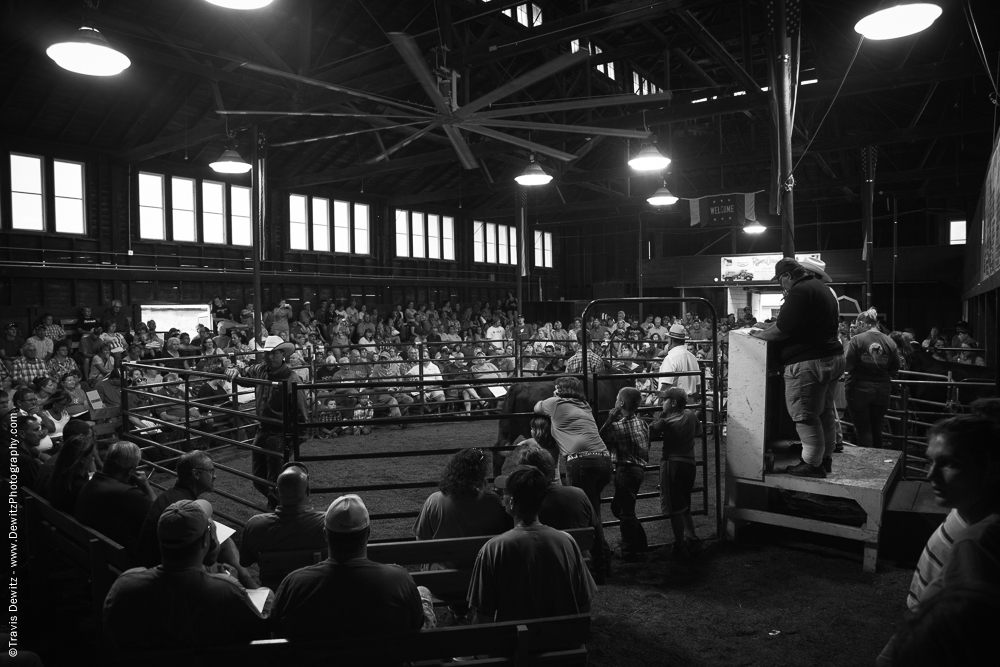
[723, 329, 901, 572]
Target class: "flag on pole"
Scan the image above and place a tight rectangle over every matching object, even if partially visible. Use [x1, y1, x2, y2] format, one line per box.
[689, 192, 758, 227]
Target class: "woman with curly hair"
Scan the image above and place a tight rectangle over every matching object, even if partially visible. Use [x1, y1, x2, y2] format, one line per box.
[413, 447, 513, 566]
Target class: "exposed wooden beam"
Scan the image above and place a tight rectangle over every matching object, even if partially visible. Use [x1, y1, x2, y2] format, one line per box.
[455, 0, 694, 66]
[279, 141, 517, 189]
[671, 9, 759, 91]
[222, 11, 295, 74]
[117, 121, 227, 164]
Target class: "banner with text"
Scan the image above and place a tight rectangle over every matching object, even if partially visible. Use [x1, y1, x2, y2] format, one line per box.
[690, 192, 757, 227]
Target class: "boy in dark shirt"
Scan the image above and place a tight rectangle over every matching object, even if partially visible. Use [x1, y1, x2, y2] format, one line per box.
[650, 386, 702, 559]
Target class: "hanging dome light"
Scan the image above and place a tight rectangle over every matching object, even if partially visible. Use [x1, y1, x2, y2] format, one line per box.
[205, 0, 274, 9]
[515, 155, 552, 186]
[855, 3, 942, 40]
[210, 147, 252, 174]
[647, 185, 678, 206]
[629, 143, 671, 171]
[46, 26, 131, 77]
[743, 219, 766, 234]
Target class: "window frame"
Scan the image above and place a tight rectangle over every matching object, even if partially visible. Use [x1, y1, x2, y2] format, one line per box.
[286, 193, 370, 254]
[534, 229, 554, 268]
[395, 209, 455, 261]
[473, 220, 517, 266]
[52, 158, 86, 235]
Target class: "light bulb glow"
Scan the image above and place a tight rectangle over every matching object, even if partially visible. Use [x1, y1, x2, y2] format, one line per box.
[205, 0, 274, 9]
[743, 220, 766, 234]
[515, 161, 552, 186]
[647, 187, 678, 206]
[210, 148, 252, 174]
[855, 3, 942, 40]
[629, 144, 671, 171]
[46, 27, 130, 77]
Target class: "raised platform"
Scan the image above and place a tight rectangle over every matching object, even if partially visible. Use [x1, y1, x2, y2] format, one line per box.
[725, 447, 902, 572]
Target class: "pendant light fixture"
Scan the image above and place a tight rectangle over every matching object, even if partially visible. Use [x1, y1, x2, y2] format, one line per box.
[210, 146, 252, 174]
[46, 25, 131, 77]
[647, 183, 678, 206]
[743, 219, 766, 234]
[629, 143, 671, 171]
[205, 0, 274, 9]
[515, 155, 552, 186]
[855, 3, 942, 40]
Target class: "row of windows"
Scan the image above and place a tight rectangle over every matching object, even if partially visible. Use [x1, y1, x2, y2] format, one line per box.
[290, 194, 369, 254]
[1, 158, 558, 266]
[395, 210, 455, 260]
[8, 153, 86, 234]
[633, 73, 663, 96]
[485, 1, 542, 27]
[138, 173, 252, 245]
[571, 41, 616, 81]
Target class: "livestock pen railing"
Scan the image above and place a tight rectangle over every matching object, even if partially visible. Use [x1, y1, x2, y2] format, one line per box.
[583, 297, 723, 538]
[837, 369, 995, 481]
[119, 299, 725, 541]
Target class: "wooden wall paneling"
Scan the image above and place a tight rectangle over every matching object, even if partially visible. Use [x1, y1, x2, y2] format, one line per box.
[131, 281, 155, 303]
[76, 279, 101, 308]
[45, 278, 73, 308]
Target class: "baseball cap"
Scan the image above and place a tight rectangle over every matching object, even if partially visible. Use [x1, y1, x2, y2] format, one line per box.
[667, 323, 687, 340]
[4, 322, 16, 330]
[378, 351, 391, 360]
[494, 464, 540, 490]
[324, 494, 370, 533]
[157, 499, 213, 548]
[771, 257, 801, 282]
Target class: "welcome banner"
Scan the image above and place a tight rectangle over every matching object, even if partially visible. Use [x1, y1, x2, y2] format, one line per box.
[689, 192, 758, 227]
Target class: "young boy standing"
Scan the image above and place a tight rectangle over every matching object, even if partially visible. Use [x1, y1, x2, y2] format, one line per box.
[651, 386, 702, 558]
[600, 387, 650, 559]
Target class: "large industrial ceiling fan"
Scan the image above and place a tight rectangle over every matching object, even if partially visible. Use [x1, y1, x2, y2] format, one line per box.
[220, 33, 674, 170]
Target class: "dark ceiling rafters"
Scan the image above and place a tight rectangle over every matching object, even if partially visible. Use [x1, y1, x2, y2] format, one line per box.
[0, 0, 994, 233]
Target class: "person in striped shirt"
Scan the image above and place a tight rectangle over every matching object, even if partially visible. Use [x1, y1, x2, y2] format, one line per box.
[877, 414, 1000, 665]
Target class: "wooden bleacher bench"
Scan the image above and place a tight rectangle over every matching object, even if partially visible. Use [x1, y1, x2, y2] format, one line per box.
[257, 527, 595, 603]
[21, 487, 130, 620]
[111, 613, 591, 667]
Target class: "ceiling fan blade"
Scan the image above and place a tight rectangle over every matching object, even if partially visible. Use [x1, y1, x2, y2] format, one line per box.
[237, 61, 435, 117]
[387, 32, 454, 116]
[456, 50, 590, 119]
[217, 110, 427, 119]
[269, 121, 428, 148]
[468, 118, 650, 139]
[458, 124, 576, 162]
[473, 91, 675, 119]
[366, 122, 443, 163]
[442, 125, 479, 170]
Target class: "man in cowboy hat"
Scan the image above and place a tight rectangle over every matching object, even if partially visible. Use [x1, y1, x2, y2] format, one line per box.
[750, 258, 844, 478]
[226, 335, 308, 508]
[656, 323, 701, 402]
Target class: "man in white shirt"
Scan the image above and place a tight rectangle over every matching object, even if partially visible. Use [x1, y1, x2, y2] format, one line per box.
[657, 323, 701, 401]
[406, 357, 446, 409]
[485, 318, 506, 351]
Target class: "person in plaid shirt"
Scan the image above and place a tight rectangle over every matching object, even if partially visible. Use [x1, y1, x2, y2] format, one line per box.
[41, 313, 67, 345]
[565, 329, 609, 376]
[12, 342, 47, 386]
[600, 387, 650, 558]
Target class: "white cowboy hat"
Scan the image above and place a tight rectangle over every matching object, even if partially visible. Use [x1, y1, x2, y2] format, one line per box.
[261, 335, 295, 354]
[799, 256, 832, 283]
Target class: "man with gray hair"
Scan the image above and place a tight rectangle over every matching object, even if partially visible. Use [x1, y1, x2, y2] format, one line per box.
[76, 440, 155, 562]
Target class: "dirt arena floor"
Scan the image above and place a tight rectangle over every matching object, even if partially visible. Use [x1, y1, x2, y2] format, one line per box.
[192, 418, 914, 667]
